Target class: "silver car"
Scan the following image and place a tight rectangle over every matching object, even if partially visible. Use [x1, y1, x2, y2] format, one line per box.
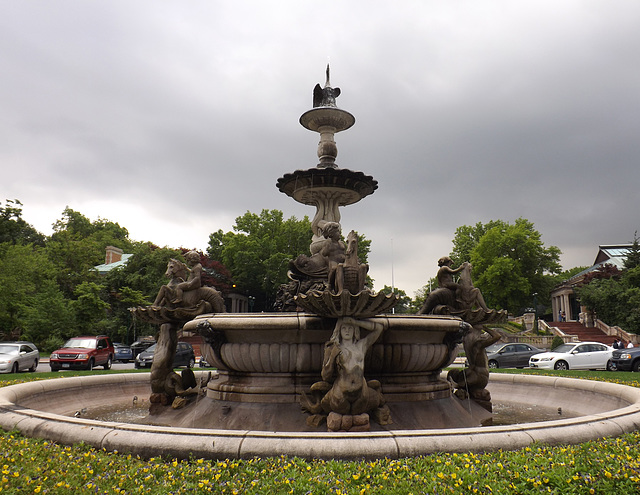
[0, 341, 40, 373]
[486, 343, 544, 369]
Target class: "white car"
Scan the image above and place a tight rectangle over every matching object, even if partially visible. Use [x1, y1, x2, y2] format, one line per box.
[0, 341, 40, 373]
[529, 342, 614, 371]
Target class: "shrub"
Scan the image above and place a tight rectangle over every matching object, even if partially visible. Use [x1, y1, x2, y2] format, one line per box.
[551, 336, 564, 350]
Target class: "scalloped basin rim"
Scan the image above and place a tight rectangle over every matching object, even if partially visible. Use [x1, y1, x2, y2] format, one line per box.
[1, 373, 639, 460]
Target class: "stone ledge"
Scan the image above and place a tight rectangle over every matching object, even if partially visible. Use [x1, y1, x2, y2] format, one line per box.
[0, 373, 638, 460]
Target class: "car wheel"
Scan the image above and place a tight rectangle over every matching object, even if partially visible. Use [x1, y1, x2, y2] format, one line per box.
[11, 362, 19, 374]
[488, 360, 499, 369]
[188, 357, 195, 368]
[29, 360, 38, 372]
[87, 359, 94, 371]
[554, 360, 569, 370]
[633, 360, 640, 373]
[606, 360, 616, 371]
[104, 356, 112, 370]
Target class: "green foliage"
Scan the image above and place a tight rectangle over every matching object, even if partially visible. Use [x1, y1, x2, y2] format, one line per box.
[450, 220, 506, 266]
[379, 285, 411, 313]
[624, 231, 640, 270]
[0, 199, 45, 246]
[555, 265, 590, 282]
[577, 237, 640, 333]
[551, 336, 565, 350]
[0, 243, 72, 342]
[578, 270, 640, 334]
[450, 218, 561, 314]
[47, 207, 133, 298]
[208, 210, 309, 310]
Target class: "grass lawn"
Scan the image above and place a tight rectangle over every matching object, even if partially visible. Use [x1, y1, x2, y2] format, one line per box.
[0, 369, 638, 494]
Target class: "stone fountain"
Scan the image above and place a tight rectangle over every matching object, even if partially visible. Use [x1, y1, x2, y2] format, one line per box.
[129, 66, 505, 432]
[2, 68, 639, 459]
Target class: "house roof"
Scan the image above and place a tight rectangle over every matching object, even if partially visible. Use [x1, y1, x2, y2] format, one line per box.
[94, 253, 133, 275]
[561, 244, 631, 284]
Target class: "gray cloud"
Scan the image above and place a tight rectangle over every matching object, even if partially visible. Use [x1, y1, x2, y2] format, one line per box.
[3, 1, 640, 296]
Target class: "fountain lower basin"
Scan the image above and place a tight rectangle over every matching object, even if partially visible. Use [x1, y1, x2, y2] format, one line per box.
[1, 372, 639, 460]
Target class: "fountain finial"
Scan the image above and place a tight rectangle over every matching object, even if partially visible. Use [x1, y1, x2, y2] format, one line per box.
[312, 65, 341, 108]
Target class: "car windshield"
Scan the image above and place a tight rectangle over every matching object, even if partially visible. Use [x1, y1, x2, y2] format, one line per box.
[552, 344, 575, 353]
[0, 345, 19, 354]
[486, 344, 503, 353]
[64, 338, 97, 349]
[143, 344, 157, 353]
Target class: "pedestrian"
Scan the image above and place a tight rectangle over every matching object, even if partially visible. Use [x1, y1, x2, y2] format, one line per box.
[561, 310, 566, 322]
[627, 341, 635, 348]
[613, 338, 621, 349]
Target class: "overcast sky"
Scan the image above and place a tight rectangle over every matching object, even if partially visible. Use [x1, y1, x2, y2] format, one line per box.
[3, 1, 640, 297]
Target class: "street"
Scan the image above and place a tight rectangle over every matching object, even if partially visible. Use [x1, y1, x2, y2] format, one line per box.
[33, 360, 138, 373]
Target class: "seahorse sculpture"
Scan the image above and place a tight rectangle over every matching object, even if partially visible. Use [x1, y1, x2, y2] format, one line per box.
[331, 230, 369, 294]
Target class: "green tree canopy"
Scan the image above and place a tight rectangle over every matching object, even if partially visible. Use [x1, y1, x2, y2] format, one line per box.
[379, 285, 411, 313]
[578, 234, 640, 333]
[207, 209, 372, 311]
[208, 210, 313, 311]
[0, 243, 73, 348]
[448, 218, 561, 314]
[0, 199, 45, 246]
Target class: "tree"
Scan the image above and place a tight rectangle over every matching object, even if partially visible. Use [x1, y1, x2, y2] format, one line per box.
[207, 210, 312, 311]
[207, 209, 372, 311]
[450, 220, 506, 266]
[379, 285, 412, 313]
[449, 218, 561, 314]
[624, 232, 640, 270]
[578, 236, 640, 333]
[0, 199, 45, 246]
[47, 207, 133, 298]
[0, 243, 72, 345]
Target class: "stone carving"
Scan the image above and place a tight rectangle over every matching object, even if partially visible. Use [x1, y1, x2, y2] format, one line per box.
[289, 221, 345, 282]
[331, 230, 369, 294]
[313, 65, 341, 108]
[295, 288, 397, 318]
[282, 225, 395, 317]
[417, 257, 507, 413]
[131, 253, 225, 409]
[447, 325, 501, 414]
[419, 258, 489, 316]
[277, 221, 349, 311]
[151, 254, 225, 315]
[301, 317, 392, 431]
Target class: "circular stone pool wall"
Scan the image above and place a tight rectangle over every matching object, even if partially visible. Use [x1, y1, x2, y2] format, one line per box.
[1, 373, 639, 460]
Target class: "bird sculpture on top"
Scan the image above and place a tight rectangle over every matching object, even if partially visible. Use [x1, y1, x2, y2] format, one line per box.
[313, 64, 341, 108]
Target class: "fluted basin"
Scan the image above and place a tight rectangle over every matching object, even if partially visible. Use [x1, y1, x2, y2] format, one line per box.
[174, 313, 490, 430]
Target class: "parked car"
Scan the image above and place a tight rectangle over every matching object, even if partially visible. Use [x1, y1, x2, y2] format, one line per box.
[50, 336, 114, 371]
[610, 347, 640, 372]
[113, 343, 134, 363]
[0, 341, 39, 373]
[486, 343, 544, 369]
[130, 338, 156, 358]
[529, 342, 614, 370]
[134, 342, 195, 369]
